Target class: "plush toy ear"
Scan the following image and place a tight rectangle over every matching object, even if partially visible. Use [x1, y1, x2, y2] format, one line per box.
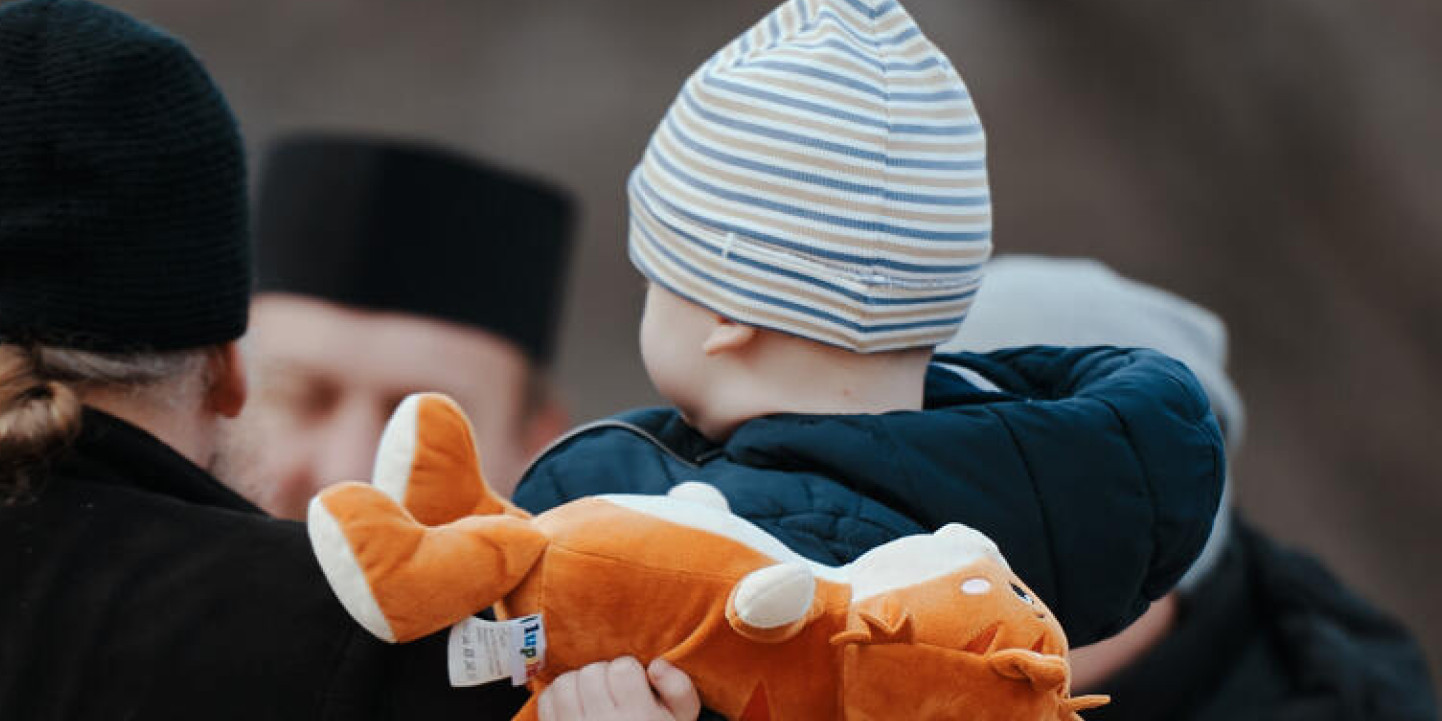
[667, 481, 731, 512]
[372, 393, 527, 526]
[988, 649, 1068, 692]
[830, 595, 914, 646]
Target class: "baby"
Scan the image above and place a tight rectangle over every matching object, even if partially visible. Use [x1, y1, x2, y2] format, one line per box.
[516, 0, 1223, 650]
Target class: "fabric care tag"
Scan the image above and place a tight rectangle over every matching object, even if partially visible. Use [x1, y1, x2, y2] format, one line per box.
[447, 614, 547, 688]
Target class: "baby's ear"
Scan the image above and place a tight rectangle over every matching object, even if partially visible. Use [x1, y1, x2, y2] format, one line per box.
[702, 317, 757, 356]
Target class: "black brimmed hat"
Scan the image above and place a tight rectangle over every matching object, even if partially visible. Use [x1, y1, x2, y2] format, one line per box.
[255, 134, 576, 366]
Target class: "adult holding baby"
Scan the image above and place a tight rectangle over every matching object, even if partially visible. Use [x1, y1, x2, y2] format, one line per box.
[0, 1, 686, 718]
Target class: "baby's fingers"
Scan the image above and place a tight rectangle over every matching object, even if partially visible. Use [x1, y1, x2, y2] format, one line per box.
[648, 658, 700, 721]
[539, 671, 582, 721]
[539, 657, 699, 721]
[605, 657, 655, 710]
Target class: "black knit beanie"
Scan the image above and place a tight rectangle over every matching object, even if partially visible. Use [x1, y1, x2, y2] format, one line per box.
[0, 0, 251, 353]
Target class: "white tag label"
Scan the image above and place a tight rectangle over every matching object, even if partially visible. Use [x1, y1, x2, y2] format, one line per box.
[447, 614, 546, 688]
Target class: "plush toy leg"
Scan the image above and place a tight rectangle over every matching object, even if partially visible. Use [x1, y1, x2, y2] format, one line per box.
[1065, 694, 1111, 718]
[726, 563, 819, 643]
[988, 650, 1111, 718]
[372, 393, 529, 526]
[309, 481, 548, 643]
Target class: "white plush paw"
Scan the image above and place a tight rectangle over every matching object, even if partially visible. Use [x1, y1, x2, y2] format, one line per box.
[307, 495, 397, 643]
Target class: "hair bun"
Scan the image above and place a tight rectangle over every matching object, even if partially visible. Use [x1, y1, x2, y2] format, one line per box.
[0, 347, 82, 505]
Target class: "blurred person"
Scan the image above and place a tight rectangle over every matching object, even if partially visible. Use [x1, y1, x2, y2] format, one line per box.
[513, 0, 1225, 658]
[942, 255, 1437, 721]
[225, 134, 574, 518]
[0, 2, 634, 717]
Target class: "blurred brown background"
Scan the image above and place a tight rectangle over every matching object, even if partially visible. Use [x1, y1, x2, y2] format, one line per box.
[105, 0, 1442, 684]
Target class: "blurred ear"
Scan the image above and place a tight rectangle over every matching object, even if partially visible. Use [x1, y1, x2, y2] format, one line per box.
[206, 342, 247, 419]
[522, 393, 569, 457]
[702, 316, 758, 356]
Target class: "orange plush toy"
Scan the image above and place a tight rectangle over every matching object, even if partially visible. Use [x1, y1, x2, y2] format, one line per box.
[308, 393, 1108, 720]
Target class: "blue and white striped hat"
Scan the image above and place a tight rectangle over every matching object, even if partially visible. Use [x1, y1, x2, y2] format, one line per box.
[628, 0, 991, 353]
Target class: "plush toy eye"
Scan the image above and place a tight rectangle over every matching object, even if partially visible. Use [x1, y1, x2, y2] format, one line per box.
[960, 578, 992, 595]
[1011, 583, 1034, 604]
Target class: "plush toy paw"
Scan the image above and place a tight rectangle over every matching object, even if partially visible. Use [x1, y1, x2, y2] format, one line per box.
[372, 393, 524, 526]
[309, 481, 548, 643]
[727, 563, 818, 643]
[989, 649, 1068, 692]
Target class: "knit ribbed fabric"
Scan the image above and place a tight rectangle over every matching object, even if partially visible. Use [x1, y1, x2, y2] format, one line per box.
[0, 0, 250, 353]
[628, 0, 990, 352]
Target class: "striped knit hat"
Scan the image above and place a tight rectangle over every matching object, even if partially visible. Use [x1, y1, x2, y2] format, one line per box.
[628, 0, 990, 353]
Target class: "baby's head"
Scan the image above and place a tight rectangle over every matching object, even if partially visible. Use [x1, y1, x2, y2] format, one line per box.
[629, 0, 991, 439]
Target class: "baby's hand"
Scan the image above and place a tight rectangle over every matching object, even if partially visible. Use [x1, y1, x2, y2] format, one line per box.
[538, 657, 699, 721]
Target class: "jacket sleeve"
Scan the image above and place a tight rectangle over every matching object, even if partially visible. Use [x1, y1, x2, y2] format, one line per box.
[948, 346, 1226, 644]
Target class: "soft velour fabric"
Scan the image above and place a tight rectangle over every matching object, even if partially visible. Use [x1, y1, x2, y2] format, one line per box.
[309, 394, 1109, 720]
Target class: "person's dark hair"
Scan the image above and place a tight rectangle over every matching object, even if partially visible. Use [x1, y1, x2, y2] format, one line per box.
[0, 343, 210, 505]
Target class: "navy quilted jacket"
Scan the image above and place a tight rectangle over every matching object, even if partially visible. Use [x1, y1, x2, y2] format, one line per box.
[513, 346, 1225, 646]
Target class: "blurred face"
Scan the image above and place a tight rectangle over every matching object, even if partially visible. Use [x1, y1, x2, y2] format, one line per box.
[639, 283, 714, 422]
[222, 294, 538, 519]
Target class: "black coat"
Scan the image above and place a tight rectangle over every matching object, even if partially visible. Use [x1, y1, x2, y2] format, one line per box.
[0, 409, 528, 720]
[516, 347, 1227, 647]
[1088, 517, 1438, 721]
